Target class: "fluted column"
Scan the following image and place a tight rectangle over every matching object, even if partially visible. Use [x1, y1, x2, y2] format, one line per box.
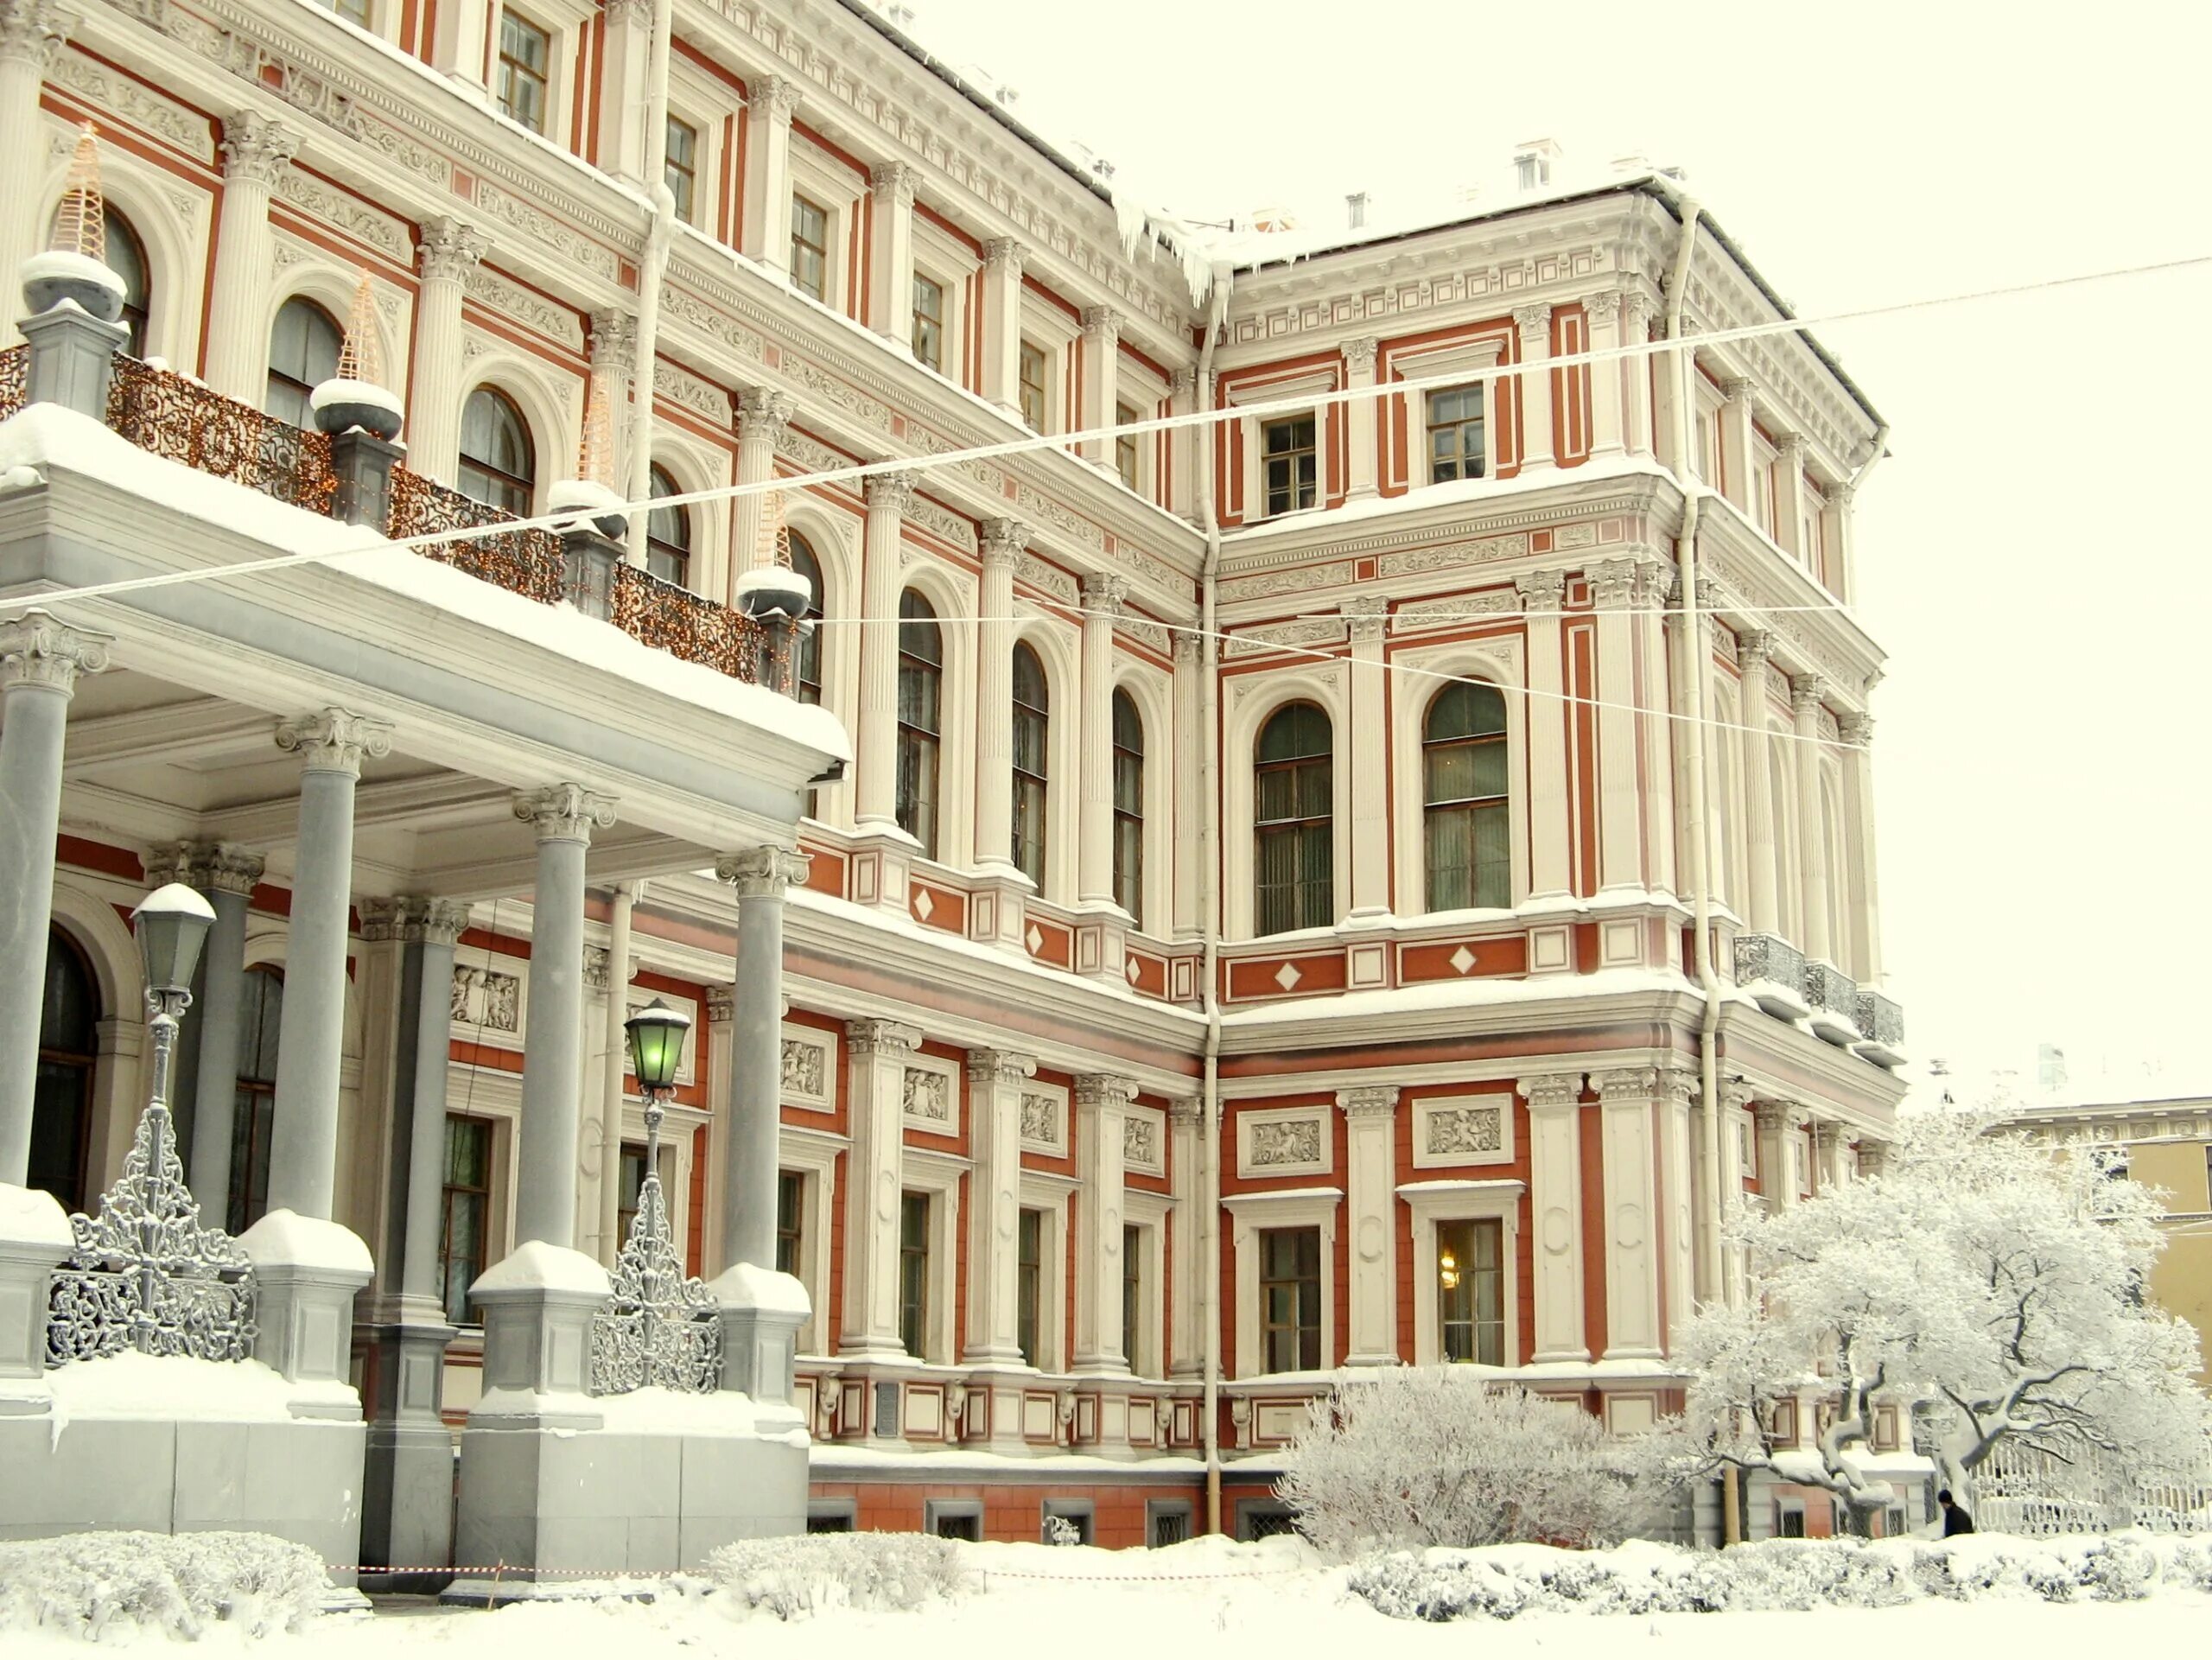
[964, 1047, 1035, 1365]
[1340, 1087, 1398, 1365]
[587, 309, 637, 501]
[202, 112, 300, 404]
[0, 613, 110, 1184]
[1585, 292, 1626, 457]
[1071, 1073, 1135, 1373]
[740, 75, 802, 276]
[1344, 337, 1380, 499]
[840, 1018, 921, 1356]
[1719, 378, 1756, 512]
[1169, 628, 1203, 938]
[1839, 710, 1882, 983]
[716, 847, 807, 1271]
[1588, 560, 1644, 893]
[1079, 307, 1122, 466]
[1513, 304, 1554, 472]
[1737, 630, 1780, 933]
[266, 709, 391, 1220]
[1516, 570, 1573, 903]
[1077, 573, 1127, 906]
[175, 844, 264, 1209]
[1166, 1097, 1201, 1375]
[1522, 1072, 1587, 1363]
[406, 219, 487, 485]
[510, 785, 615, 1249]
[854, 470, 916, 830]
[1343, 595, 1390, 917]
[731, 388, 793, 600]
[389, 899, 469, 1304]
[1791, 675, 1831, 962]
[980, 238, 1027, 414]
[868, 162, 916, 344]
[0, 2, 68, 336]
[973, 518, 1026, 871]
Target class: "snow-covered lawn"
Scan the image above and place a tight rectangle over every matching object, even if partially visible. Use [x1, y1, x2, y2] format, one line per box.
[7, 1535, 2212, 1658]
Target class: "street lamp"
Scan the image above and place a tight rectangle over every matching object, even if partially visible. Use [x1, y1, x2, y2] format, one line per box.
[131, 881, 216, 1143]
[625, 997, 692, 1104]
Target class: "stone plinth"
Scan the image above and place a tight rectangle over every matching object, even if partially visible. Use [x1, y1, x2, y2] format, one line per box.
[0, 1184, 70, 1413]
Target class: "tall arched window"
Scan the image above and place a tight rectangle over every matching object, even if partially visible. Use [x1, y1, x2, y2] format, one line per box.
[265, 296, 343, 428]
[1011, 643, 1050, 885]
[1254, 702, 1333, 935]
[30, 927, 99, 1214]
[645, 463, 692, 587]
[458, 386, 534, 515]
[895, 589, 943, 859]
[226, 966, 283, 1236]
[787, 531, 824, 706]
[103, 207, 149, 357]
[1422, 681, 1510, 911]
[1112, 688, 1144, 923]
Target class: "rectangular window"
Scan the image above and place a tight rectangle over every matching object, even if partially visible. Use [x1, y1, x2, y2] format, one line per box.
[1017, 1205, 1044, 1367]
[1427, 385, 1486, 483]
[1148, 1505, 1192, 1548]
[1018, 340, 1049, 430]
[1259, 1225, 1321, 1372]
[1262, 415, 1318, 515]
[807, 1508, 854, 1534]
[899, 1190, 931, 1358]
[326, 0, 372, 25]
[616, 1142, 649, 1246]
[1041, 1502, 1093, 1544]
[1777, 1505, 1807, 1539]
[775, 1170, 803, 1277]
[1122, 1223, 1142, 1373]
[1435, 1217, 1505, 1365]
[1115, 400, 1141, 490]
[438, 1115, 493, 1326]
[790, 194, 830, 302]
[912, 273, 945, 371]
[495, 12, 551, 135]
[664, 118, 699, 222]
[932, 1511, 981, 1541]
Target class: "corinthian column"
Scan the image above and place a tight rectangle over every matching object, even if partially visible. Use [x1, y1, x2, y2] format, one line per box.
[1079, 307, 1121, 467]
[854, 471, 915, 831]
[1737, 630, 1779, 933]
[406, 219, 487, 485]
[0, 1, 69, 329]
[202, 112, 301, 404]
[868, 162, 916, 345]
[731, 388, 793, 601]
[1791, 675, 1831, 962]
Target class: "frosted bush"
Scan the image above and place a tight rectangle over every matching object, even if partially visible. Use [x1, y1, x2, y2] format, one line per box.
[0, 1530, 330, 1641]
[706, 1533, 965, 1621]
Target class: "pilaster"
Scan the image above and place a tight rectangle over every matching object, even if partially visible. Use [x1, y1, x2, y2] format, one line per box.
[1344, 336, 1380, 499]
[1791, 674, 1831, 962]
[839, 1018, 922, 1356]
[963, 1047, 1035, 1366]
[1339, 1086, 1399, 1364]
[1071, 1073, 1136, 1374]
[1516, 569, 1573, 904]
[1737, 630, 1780, 933]
[1593, 1067, 1664, 1360]
[1079, 306, 1122, 467]
[980, 238, 1027, 414]
[1512, 304, 1554, 471]
[1165, 1098, 1202, 1376]
[740, 75, 803, 277]
[407, 218, 487, 483]
[867, 161, 917, 347]
[1520, 1072, 1587, 1362]
[1584, 291, 1626, 456]
[1839, 709, 1882, 983]
[1587, 560, 1646, 893]
[1342, 594, 1391, 918]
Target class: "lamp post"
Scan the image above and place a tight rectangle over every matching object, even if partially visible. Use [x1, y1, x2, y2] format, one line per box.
[130, 881, 216, 1191]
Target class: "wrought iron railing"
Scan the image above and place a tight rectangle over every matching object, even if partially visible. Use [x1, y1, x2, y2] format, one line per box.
[388, 466, 565, 606]
[105, 356, 336, 513]
[0, 343, 24, 420]
[613, 562, 762, 681]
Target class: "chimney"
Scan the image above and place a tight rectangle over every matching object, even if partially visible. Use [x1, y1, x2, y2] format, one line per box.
[1345, 191, 1370, 231]
[1513, 137, 1563, 193]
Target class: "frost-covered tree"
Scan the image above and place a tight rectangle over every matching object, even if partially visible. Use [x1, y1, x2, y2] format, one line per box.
[1274, 1371, 1669, 1556]
[1665, 1109, 2209, 1521]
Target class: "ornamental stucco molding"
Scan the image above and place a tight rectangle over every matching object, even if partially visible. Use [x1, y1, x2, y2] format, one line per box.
[219, 109, 299, 187]
[512, 783, 618, 843]
[845, 1017, 922, 1059]
[967, 1048, 1037, 1085]
[142, 841, 264, 898]
[0, 611, 111, 695]
[417, 215, 489, 284]
[275, 707, 392, 776]
[864, 470, 918, 513]
[716, 846, 810, 899]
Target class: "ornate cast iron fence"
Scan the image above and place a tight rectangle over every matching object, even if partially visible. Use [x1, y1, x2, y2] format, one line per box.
[589, 1088, 721, 1396]
[388, 466, 565, 605]
[613, 563, 761, 681]
[0, 343, 24, 420]
[105, 357, 335, 513]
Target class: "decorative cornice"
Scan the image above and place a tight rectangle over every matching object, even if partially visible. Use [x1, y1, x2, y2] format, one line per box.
[219, 109, 300, 188]
[715, 845, 810, 899]
[0, 611, 111, 696]
[1517, 1072, 1584, 1110]
[864, 469, 918, 513]
[512, 783, 618, 843]
[967, 1047, 1038, 1085]
[275, 707, 392, 777]
[845, 1017, 923, 1058]
[416, 215, 488, 284]
[1337, 1085, 1399, 1119]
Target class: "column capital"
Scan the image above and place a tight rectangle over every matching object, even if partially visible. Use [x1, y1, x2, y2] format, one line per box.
[1839, 709, 1874, 747]
[1856, 1137, 1890, 1175]
[705, 983, 734, 1024]
[1073, 1073, 1140, 1110]
[512, 782, 617, 843]
[359, 897, 404, 943]
[602, 0, 653, 27]
[416, 216, 489, 284]
[716, 844, 810, 898]
[143, 840, 264, 897]
[1631, 557, 1675, 611]
[1583, 289, 1622, 323]
[1512, 302, 1552, 338]
[1514, 567, 1567, 613]
[1592, 1065, 1660, 1101]
[1336, 1084, 1399, 1119]
[397, 895, 470, 945]
[0, 0, 72, 69]
[967, 1046, 1037, 1084]
[1166, 1096, 1204, 1127]
[1736, 627, 1773, 672]
[1754, 1099, 1803, 1134]
[0, 610, 111, 695]
[982, 235, 1027, 276]
[863, 469, 918, 513]
[1721, 374, 1757, 407]
[1171, 626, 1204, 665]
[1585, 558, 1638, 610]
[747, 73, 803, 122]
[1339, 593, 1388, 643]
[1789, 673, 1827, 716]
[1080, 305, 1123, 342]
[1168, 366, 1198, 397]
[1621, 291, 1654, 335]
[1344, 335, 1378, 374]
[737, 385, 796, 440]
[981, 517, 1031, 563]
[868, 159, 917, 207]
[1654, 1065, 1700, 1109]
[1081, 573, 1128, 615]
[845, 1017, 922, 1058]
[1517, 1072, 1585, 1110]
[276, 707, 393, 776]
[1721, 1079, 1758, 1114]
[588, 308, 638, 375]
[219, 109, 300, 188]
[581, 944, 611, 991]
[1775, 432, 1806, 461]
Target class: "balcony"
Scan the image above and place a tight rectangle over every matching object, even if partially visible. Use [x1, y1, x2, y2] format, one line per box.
[1732, 932, 1809, 1021]
[1802, 959, 1861, 1047]
[1853, 989, 1906, 1067]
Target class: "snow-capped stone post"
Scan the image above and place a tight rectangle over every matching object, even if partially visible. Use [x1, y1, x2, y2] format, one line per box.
[552, 375, 626, 620]
[19, 126, 128, 418]
[0, 1185, 70, 1411]
[734, 489, 812, 696]
[312, 271, 405, 531]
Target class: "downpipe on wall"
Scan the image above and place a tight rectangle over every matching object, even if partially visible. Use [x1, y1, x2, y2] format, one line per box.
[1195, 268, 1230, 1538]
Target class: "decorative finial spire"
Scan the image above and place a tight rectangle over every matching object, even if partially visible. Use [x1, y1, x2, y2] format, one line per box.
[579, 374, 615, 488]
[335, 270, 382, 385]
[52, 125, 105, 263]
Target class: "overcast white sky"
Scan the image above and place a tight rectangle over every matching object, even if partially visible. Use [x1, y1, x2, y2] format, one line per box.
[884, 0, 2212, 1095]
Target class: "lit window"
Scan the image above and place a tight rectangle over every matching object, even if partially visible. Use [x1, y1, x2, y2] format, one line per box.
[1115, 400, 1141, 489]
[1254, 702, 1332, 934]
[1427, 385, 1486, 483]
[1011, 643, 1050, 886]
[1111, 689, 1143, 923]
[899, 1191, 931, 1358]
[664, 118, 699, 221]
[912, 273, 945, 371]
[264, 297, 343, 429]
[645, 463, 692, 588]
[790, 194, 830, 302]
[1435, 1217, 1504, 1364]
[1260, 1226, 1321, 1372]
[1018, 340, 1048, 430]
[1422, 683, 1510, 910]
[895, 590, 943, 858]
[496, 12, 551, 135]
[1262, 415, 1317, 515]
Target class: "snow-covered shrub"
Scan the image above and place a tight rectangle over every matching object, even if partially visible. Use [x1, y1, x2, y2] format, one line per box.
[0, 1530, 330, 1641]
[2161, 1540, 2212, 1592]
[1275, 1371, 1673, 1558]
[1043, 1516, 1082, 1548]
[705, 1533, 965, 1621]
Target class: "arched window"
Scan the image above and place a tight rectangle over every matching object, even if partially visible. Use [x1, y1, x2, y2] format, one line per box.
[458, 386, 534, 515]
[1112, 688, 1144, 923]
[895, 589, 943, 859]
[1422, 681, 1510, 911]
[264, 296, 343, 428]
[226, 966, 283, 1236]
[30, 927, 99, 1214]
[104, 207, 149, 357]
[645, 463, 692, 587]
[1254, 702, 1333, 935]
[1011, 643, 1050, 885]
[787, 531, 824, 706]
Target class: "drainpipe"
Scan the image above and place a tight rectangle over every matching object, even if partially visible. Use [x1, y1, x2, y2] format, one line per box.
[1195, 268, 1230, 1537]
[622, 0, 677, 567]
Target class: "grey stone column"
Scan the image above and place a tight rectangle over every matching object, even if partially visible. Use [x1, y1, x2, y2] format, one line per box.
[0, 613, 110, 1185]
[268, 709, 391, 1220]
[715, 847, 808, 1270]
[512, 785, 615, 1250]
[161, 845, 264, 1210]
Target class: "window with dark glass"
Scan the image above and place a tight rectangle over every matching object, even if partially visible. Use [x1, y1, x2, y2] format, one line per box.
[788, 531, 825, 707]
[912, 273, 945, 371]
[1262, 414, 1317, 515]
[495, 11, 550, 134]
[1260, 1225, 1321, 1372]
[1254, 702, 1333, 934]
[226, 966, 283, 1235]
[895, 589, 943, 858]
[439, 1115, 493, 1326]
[1017, 1205, 1044, 1366]
[458, 386, 534, 516]
[29, 927, 98, 1215]
[790, 194, 830, 302]
[1435, 1217, 1504, 1364]
[645, 463, 692, 587]
[617, 1142, 648, 1244]
[1011, 642, 1050, 885]
[899, 1191, 931, 1358]
[1122, 1223, 1142, 1373]
[664, 117, 699, 221]
[1423, 682, 1510, 911]
[1111, 688, 1143, 923]
[1427, 385, 1487, 483]
[775, 1169, 802, 1276]
[264, 297, 342, 428]
[1115, 400, 1141, 489]
[101, 207, 148, 358]
[1018, 340, 1048, 429]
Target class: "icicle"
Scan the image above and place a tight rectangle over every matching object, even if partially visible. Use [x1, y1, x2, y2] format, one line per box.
[52, 124, 105, 263]
[335, 270, 383, 385]
[579, 375, 614, 487]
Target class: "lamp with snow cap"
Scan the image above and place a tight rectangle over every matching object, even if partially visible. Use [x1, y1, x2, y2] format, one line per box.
[625, 997, 692, 1100]
[125, 881, 217, 1201]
